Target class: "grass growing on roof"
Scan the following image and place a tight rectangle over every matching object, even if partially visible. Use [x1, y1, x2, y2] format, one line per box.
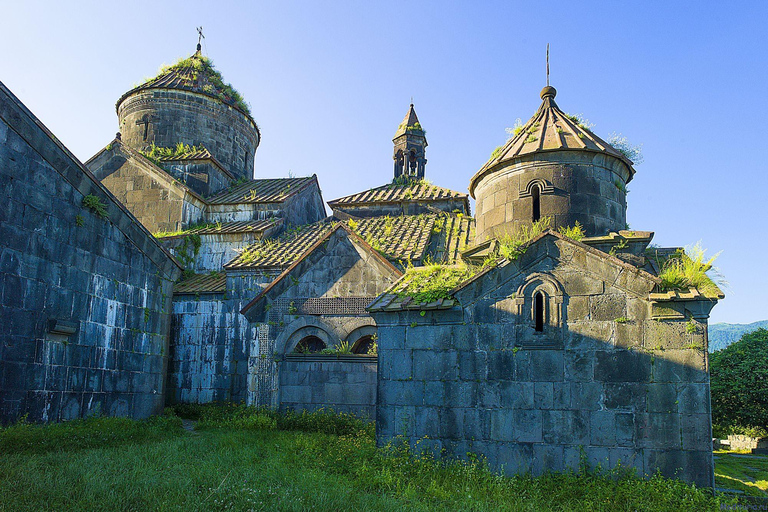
[497, 217, 584, 261]
[656, 242, 724, 296]
[141, 142, 204, 166]
[141, 54, 251, 115]
[397, 262, 478, 303]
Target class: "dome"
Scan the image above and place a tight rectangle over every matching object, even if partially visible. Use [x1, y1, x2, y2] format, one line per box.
[116, 50, 254, 122]
[470, 86, 634, 198]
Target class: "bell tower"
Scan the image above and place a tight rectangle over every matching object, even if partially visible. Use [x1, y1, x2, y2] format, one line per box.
[393, 104, 427, 180]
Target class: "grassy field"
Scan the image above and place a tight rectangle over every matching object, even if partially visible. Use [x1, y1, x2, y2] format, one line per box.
[714, 450, 768, 497]
[0, 405, 735, 511]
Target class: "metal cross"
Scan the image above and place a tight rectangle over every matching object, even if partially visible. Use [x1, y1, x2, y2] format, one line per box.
[197, 26, 205, 46]
[546, 43, 550, 86]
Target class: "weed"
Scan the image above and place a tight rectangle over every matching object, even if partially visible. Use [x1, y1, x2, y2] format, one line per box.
[615, 317, 630, 324]
[564, 113, 594, 131]
[657, 242, 724, 296]
[609, 132, 644, 164]
[82, 194, 108, 219]
[321, 340, 353, 355]
[74, 215, 84, 227]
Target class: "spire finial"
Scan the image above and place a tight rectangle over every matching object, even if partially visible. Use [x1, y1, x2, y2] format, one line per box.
[410, 96, 414, 106]
[196, 26, 205, 53]
[546, 43, 550, 87]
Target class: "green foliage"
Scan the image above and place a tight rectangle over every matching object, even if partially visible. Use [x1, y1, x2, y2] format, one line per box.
[140, 142, 202, 166]
[557, 221, 585, 241]
[0, 405, 727, 510]
[0, 415, 182, 455]
[236, 238, 278, 264]
[397, 262, 477, 303]
[614, 179, 628, 194]
[320, 340, 353, 355]
[713, 452, 768, 497]
[390, 175, 431, 188]
[496, 217, 553, 261]
[505, 118, 524, 138]
[609, 132, 644, 164]
[711, 328, 768, 433]
[153, 221, 219, 239]
[615, 317, 630, 324]
[82, 194, 108, 219]
[490, 145, 503, 159]
[74, 214, 84, 227]
[143, 55, 251, 114]
[347, 218, 359, 230]
[525, 134, 538, 143]
[105, 143, 113, 151]
[657, 242, 723, 296]
[564, 112, 594, 131]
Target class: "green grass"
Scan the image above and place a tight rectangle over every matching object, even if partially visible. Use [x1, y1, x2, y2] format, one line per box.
[714, 452, 768, 497]
[0, 407, 732, 511]
[657, 242, 723, 296]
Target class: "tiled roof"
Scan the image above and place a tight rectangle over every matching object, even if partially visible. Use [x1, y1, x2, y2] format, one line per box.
[194, 219, 281, 235]
[207, 176, 316, 204]
[471, 86, 635, 196]
[225, 221, 334, 269]
[368, 293, 459, 313]
[174, 272, 226, 294]
[117, 51, 254, 122]
[225, 214, 474, 270]
[328, 181, 468, 208]
[158, 147, 215, 161]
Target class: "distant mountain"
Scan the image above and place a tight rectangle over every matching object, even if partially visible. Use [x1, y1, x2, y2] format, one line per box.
[708, 320, 768, 352]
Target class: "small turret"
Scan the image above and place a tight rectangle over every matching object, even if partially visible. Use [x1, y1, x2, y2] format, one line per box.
[393, 104, 427, 180]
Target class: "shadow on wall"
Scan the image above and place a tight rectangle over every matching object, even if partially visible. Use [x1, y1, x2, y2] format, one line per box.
[373, 239, 715, 488]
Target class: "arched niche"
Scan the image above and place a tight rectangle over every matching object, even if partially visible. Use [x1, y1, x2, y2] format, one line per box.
[513, 272, 565, 346]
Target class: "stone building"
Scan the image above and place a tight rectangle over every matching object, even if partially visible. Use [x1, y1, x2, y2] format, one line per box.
[0, 44, 723, 488]
[371, 86, 723, 488]
[0, 82, 181, 424]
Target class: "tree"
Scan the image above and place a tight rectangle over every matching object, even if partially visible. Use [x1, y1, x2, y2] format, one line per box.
[710, 328, 768, 431]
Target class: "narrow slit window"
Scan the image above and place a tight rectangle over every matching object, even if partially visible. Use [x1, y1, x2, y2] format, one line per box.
[532, 184, 541, 222]
[534, 292, 544, 332]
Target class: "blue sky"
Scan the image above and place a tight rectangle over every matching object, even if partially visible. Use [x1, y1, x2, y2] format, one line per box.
[1, 1, 766, 324]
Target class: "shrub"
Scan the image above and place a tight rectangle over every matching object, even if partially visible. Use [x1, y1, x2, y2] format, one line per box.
[609, 132, 644, 164]
[397, 263, 477, 303]
[711, 328, 768, 433]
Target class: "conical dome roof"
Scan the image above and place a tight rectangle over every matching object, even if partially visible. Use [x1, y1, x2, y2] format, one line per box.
[116, 50, 253, 120]
[470, 86, 635, 196]
[394, 104, 425, 137]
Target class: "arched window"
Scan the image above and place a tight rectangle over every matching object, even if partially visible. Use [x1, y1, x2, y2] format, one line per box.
[534, 292, 545, 332]
[294, 336, 326, 354]
[531, 184, 541, 222]
[352, 335, 376, 355]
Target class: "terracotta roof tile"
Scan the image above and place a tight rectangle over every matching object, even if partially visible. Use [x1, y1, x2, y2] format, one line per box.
[207, 176, 316, 204]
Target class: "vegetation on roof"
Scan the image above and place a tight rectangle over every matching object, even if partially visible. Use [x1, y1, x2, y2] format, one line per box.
[140, 142, 204, 167]
[608, 132, 644, 164]
[396, 218, 584, 303]
[397, 121, 425, 134]
[656, 242, 724, 296]
[141, 54, 251, 115]
[396, 260, 478, 304]
[564, 113, 594, 131]
[390, 175, 432, 189]
[497, 217, 584, 261]
[152, 221, 222, 239]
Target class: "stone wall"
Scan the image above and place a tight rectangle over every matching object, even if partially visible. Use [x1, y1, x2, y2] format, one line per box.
[168, 272, 273, 403]
[0, 82, 181, 424]
[473, 151, 631, 241]
[373, 235, 715, 488]
[88, 143, 207, 234]
[163, 160, 233, 198]
[117, 89, 259, 180]
[280, 355, 377, 418]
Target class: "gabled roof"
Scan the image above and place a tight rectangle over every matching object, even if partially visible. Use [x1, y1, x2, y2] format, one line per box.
[369, 229, 662, 312]
[240, 223, 402, 315]
[470, 86, 635, 197]
[207, 176, 318, 204]
[224, 214, 473, 270]
[174, 272, 226, 295]
[328, 181, 469, 211]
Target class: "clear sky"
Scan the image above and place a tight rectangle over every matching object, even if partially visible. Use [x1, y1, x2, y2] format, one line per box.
[1, 1, 766, 324]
